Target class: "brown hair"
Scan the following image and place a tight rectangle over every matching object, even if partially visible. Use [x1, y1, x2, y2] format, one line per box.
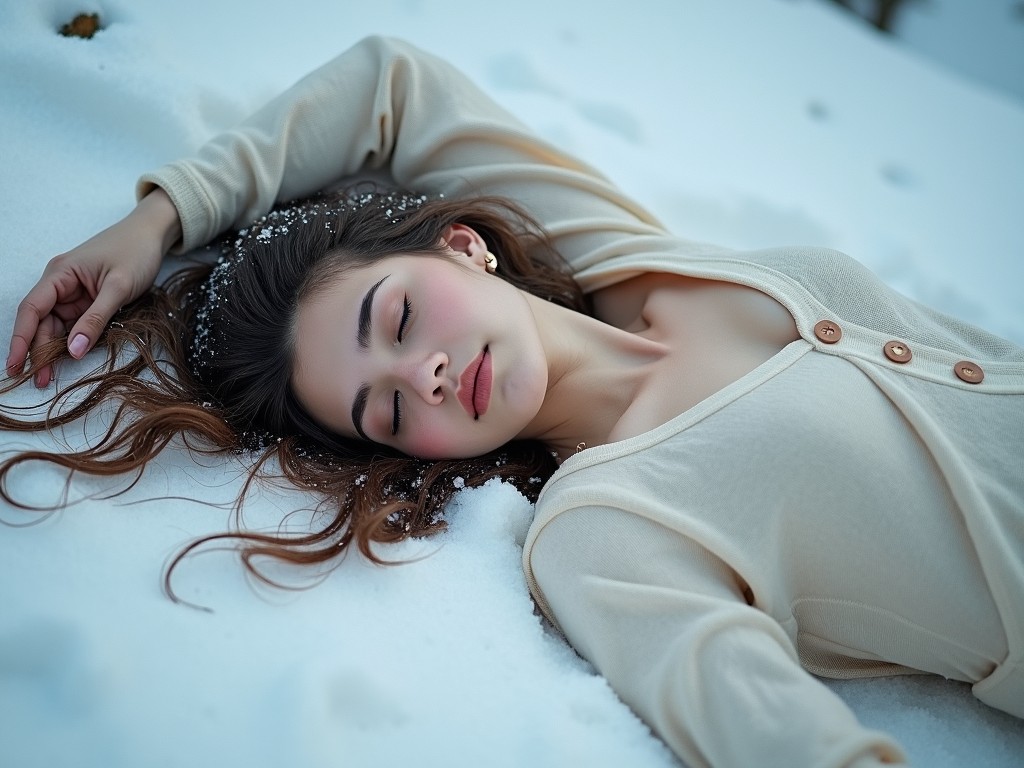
[0, 186, 587, 607]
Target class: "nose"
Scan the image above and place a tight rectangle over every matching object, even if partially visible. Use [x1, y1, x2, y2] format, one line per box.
[402, 350, 448, 405]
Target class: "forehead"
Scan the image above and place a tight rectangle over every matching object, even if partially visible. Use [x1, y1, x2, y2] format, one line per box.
[290, 267, 378, 438]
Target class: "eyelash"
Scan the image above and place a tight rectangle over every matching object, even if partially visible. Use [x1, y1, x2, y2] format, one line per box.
[397, 295, 411, 343]
[392, 295, 411, 435]
[391, 391, 402, 435]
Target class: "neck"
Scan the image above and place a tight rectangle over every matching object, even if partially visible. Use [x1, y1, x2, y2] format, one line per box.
[518, 293, 665, 462]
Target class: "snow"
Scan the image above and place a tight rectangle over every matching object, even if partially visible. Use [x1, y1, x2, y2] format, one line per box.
[1, 1, 1022, 766]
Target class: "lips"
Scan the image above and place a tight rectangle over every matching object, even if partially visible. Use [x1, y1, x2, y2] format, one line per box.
[458, 346, 492, 419]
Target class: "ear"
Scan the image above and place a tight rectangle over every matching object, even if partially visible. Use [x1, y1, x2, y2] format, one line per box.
[441, 223, 490, 272]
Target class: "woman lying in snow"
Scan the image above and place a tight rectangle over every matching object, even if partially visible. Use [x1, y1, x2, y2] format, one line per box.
[3, 35, 1022, 768]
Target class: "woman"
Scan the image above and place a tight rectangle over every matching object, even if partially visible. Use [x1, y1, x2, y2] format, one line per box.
[3, 36, 1022, 768]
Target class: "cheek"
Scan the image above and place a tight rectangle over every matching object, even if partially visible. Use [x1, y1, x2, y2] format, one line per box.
[402, 412, 464, 460]
[405, 414, 500, 461]
[424, 276, 477, 329]
[405, 432, 453, 460]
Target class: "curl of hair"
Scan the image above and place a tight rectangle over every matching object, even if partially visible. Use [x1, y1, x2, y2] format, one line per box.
[0, 186, 587, 606]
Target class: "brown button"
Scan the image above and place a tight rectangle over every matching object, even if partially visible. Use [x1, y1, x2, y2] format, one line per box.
[813, 320, 842, 344]
[953, 360, 984, 384]
[883, 340, 912, 363]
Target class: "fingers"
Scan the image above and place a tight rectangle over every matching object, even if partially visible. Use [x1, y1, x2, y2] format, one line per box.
[65, 277, 129, 361]
[6, 268, 124, 383]
[7, 281, 58, 378]
[30, 315, 65, 389]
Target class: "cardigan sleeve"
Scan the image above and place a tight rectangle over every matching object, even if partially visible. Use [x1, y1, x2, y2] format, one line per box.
[137, 35, 669, 263]
[528, 505, 907, 768]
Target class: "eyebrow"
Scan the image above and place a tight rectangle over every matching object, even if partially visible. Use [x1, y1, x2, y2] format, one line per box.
[351, 383, 371, 442]
[357, 275, 388, 349]
[351, 275, 389, 441]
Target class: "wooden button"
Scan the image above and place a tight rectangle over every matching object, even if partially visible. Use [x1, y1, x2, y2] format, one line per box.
[813, 320, 842, 344]
[883, 340, 912, 363]
[953, 361, 984, 384]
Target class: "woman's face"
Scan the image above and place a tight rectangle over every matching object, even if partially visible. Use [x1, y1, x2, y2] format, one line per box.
[291, 232, 549, 459]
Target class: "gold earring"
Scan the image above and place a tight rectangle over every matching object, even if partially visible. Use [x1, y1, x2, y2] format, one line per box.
[483, 251, 498, 274]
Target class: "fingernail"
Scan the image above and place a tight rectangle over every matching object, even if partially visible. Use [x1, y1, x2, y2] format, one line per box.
[6, 353, 22, 377]
[69, 334, 89, 358]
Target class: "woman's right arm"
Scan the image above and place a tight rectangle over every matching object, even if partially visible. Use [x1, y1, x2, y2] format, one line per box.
[140, 35, 672, 267]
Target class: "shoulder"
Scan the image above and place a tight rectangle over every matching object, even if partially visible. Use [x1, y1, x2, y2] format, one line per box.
[590, 272, 712, 331]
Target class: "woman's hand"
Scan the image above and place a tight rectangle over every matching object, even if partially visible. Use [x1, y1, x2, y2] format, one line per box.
[6, 188, 182, 387]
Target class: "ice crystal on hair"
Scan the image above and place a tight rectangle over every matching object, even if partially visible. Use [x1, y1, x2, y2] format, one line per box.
[235, 428, 279, 453]
[453, 476, 465, 489]
[188, 253, 241, 375]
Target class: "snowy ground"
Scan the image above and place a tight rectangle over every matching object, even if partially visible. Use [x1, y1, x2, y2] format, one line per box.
[1, 1, 1023, 766]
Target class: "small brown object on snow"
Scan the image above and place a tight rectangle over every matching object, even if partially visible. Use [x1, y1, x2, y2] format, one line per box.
[60, 13, 101, 39]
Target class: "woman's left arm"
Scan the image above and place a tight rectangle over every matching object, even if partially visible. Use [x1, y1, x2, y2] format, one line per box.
[527, 505, 906, 768]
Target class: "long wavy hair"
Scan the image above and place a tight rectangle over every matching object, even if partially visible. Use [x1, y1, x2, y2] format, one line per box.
[0, 185, 588, 606]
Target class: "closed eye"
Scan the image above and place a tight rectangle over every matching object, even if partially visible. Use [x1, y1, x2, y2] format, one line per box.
[391, 390, 402, 435]
[397, 295, 411, 343]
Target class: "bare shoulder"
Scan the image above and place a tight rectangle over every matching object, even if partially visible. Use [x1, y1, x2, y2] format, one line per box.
[592, 272, 797, 348]
[590, 272, 706, 332]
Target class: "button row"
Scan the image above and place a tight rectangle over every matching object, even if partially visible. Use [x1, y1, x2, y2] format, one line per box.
[812, 319, 985, 384]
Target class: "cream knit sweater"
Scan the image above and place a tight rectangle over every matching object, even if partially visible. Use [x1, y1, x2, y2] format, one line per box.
[138, 36, 1024, 768]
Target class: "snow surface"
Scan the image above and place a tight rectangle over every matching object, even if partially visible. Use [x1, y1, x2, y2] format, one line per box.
[1, 1, 1022, 766]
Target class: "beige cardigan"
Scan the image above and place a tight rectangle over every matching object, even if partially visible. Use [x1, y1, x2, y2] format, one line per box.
[138, 36, 1024, 768]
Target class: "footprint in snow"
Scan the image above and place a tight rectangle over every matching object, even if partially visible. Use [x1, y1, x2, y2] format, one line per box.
[880, 162, 916, 188]
[488, 52, 642, 144]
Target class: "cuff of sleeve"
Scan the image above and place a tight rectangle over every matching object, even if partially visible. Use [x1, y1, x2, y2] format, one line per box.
[137, 164, 217, 254]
